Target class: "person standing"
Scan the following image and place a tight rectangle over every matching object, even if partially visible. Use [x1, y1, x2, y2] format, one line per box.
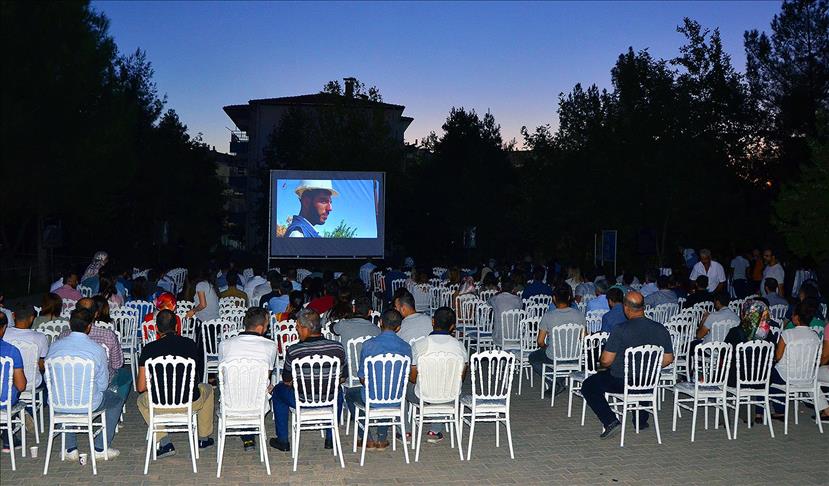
[729, 251, 751, 298]
[761, 248, 785, 298]
[749, 248, 765, 294]
[689, 249, 726, 292]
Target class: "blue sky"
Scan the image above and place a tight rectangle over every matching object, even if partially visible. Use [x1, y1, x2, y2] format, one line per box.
[275, 179, 378, 238]
[94, 1, 781, 150]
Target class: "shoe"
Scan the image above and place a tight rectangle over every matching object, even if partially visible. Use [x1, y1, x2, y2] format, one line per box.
[426, 431, 444, 443]
[1, 434, 21, 452]
[600, 419, 622, 439]
[63, 449, 80, 461]
[635, 421, 650, 431]
[269, 438, 290, 452]
[811, 414, 829, 423]
[198, 438, 214, 449]
[156, 443, 176, 459]
[94, 448, 120, 460]
[242, 439, 255, 451]
[324, 437, 333, 450]
[373, 440, 389, 451]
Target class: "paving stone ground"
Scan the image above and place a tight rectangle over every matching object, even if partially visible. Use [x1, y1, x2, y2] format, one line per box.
[1, 373, 826, 485]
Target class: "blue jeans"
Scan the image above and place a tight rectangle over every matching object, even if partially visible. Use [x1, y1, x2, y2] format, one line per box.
[270, 382, 342, 443]
[345, 386, 389, 441]
[406, 385, 442, 434]
[66, 390, 124, 451]
[109, 368, 133, 403]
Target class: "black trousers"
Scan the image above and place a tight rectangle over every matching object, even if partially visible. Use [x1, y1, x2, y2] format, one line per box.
[582, 371, 650, 428]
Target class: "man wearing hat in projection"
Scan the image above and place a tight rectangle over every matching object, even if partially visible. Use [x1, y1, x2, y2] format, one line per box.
[285, 180, 339, 238]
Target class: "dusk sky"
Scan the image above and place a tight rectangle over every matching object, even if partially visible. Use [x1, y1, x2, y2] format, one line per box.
[94, 1, 782, 151]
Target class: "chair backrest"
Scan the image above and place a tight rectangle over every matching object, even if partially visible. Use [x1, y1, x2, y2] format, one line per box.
[363, 353, 411, 406]
[550, 323, 583, 363]
[142, 320, 158, 345]
[501, 309, 526, 343]
[479, 289, 497, 302]
[727, 299, 744, 315]
[176, 311, 197, 340]
[585, 309, 608, 321]
[415, 351, 464, 403]
[275, 326, 299, 356]
[220, 308, 246, 330]
[735, 340, 774, 387]
[7, 340, 38, 393]
[692, 341, 732, 386]
[622, 345, 664, 392]
[218, 358, 270, 415]
[78, 284, 93, 298]
[221, 325, 242, 342]
[111, 307, 139, 341]
[694, 301, 715, 313]
[61, 299, 77, 316]
[524, 303, 547, 320]
[529, 294, 553, 307]
[779, 339, 822, 384]
[519, 318, 540, 353]
[709, 319, 739, 343]
[219, 296, 246, 308]
[768, 304, 788, 322]
[126, 300, 154, 321]
[391, 278, 407, 295]
[656, 303, 680, 323]
[476, 303, 494, 334]
[585, 315, 603, 334]
[177, 300, 196, 312]
[201, 319, 228, 359]
[94, 321, 115, 331]
[457, 295, 481, 324]
[40, 319, 70, 334]
[581, 332, 610, 375]
[291, 354, 341, 406]
[665, 320, 694, 360]
[346, 336, 372, 386]
[408, 336, 426, 348]
[0, 356, 13, 408]
[44, 356, 96, 412]
[144, 355, 197, 408]
[36, 327, 62, 346]
[470, 350, 515, 402]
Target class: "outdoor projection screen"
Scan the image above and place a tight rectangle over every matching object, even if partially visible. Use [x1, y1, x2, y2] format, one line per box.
[268, 170, 385, 258]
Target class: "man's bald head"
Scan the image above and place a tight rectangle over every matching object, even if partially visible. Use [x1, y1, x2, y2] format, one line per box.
[76, 298, 94, 311]
[622, 291, 645, 319]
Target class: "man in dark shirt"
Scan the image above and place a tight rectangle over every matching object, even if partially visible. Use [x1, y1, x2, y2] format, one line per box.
[136, 309, 215, 458]
[683, 275, 714, 308]
[521, 266, 553, 300]
[581, 291, 674, 439]
[270, 308, 346, 452]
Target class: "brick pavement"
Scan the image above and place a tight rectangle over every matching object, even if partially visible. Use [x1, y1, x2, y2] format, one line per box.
[2, 374, 826, 485]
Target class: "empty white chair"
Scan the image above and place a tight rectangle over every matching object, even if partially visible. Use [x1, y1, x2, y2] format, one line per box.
[43, 357, 109, 475]
[461, 350, 515, 460]
[672, 342, 733, 441]
[540, 323, 583, 406]
[201, 319, 228, 382]
[343, 336, 372, 435]
[125, 300, 154, 322]
[0, 356, 27, 471]
[351, 353, 411, 465]
[216, 359, 271, 477]
[665, 320, 694, 380]
[769, 340, 823, 434]
[289, 354, 345, 471]
[143, 356, 200, 474]
[605, 345, 665, 447]
[8, 340, 44, 440]
[410, 351, 465, 462]
[568, 332, 609, 425]
[726, 340, 775, 438]
[472, 303, 494, 353]
[499, 309, 525, 352]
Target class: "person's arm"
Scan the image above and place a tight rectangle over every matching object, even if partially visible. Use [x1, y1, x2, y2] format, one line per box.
[775, 336, 787, 362]
[536, 328, 548, 348]
[661, 352, 674, 368]
[714, 281, 725, 292]
[37, 358, 45, 372]
[409, 365, 418, 384]
[186, 290, 207, 318]
[599, 350, 616, 369]
[696, 323, 709, 340]
[136, 366, 147, 393]
[109, 331, 123, 370]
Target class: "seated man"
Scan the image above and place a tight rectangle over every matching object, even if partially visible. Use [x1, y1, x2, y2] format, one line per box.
[407, 307, 468, 443]
[683, 276, 713, 308]
[46, 309, 123, 460]
[586, 279, 611, 312]
[218, 271, 248, 304]
[581, 292, 673, 438]
[529, 285, 586, 393]
[270, 308, 346, 452]
[600, 287, 627, 334]
[4, 305, 48, 391]
[488, 279, 523, 347]
[136, 310, 214, 458]
[522, 267, 553, 300]
[259, 279, 293, 313]
[697, 290, 739, 344]
[644, 275, 678, 307]
[58, 297, 131, 401]
[0, 312, 26, 450]
[54, 270, 83, 301]
[345, 309, 411, 450]
[333, 296, 380, 346]
[395, 290, 433, 345]
[219, 307, 277, 451]
[764, 278, 788, 308]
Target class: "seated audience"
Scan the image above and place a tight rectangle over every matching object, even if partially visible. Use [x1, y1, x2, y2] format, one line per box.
[522, 267, 553, 299]
[586, 279, 611, 312]
[488, 279, 523, 347]
[46, 308, 123, 460]
[0, 312, 26, 449]
[764, 278, 789, 308]
[218, 271, 248, 304]
[260, 280, 293, 314]
[683, 275, 713, 308]
[54, 270, 83, 301]
[4, 305, 48, 390]
[697, 291, 740, 344]
[723, 300, 776, 390]
[275, 291, 305, 322]
[143, 292, 182, 339]
[600, 288, 626, 334]
[643, 275, 678, 307]
[33, 292, 63, 329]
[137, 309, 214, 458]
[332, 296, 380, 345]
[394, 290, 433, 345]
[530, 285, 586, 392]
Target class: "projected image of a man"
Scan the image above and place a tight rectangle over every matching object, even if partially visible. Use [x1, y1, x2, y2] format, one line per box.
[285, 180, 339, 238]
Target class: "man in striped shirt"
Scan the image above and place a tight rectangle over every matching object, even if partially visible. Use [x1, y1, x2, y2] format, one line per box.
[269, 308, 346, 452]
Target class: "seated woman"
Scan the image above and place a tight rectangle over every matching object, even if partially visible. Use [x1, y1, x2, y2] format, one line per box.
[33, 292, 62, 329]
[275, 291, 304, 323]
[724, 300, 777, 389]
[143, 292, 182, 340]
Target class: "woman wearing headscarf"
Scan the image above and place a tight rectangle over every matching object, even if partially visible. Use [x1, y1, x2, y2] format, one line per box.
[143, 292, 182, 340]
[81, 251, 109, 283]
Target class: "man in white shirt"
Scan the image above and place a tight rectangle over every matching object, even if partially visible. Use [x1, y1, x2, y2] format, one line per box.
[761, 248, 785, 298]
[408, 307, 467, 443]
[394, 290, 433, 345]
[243, 267, 268, 303]
[689, 249, 725, 292]
[697, 291, 739, 344]
[218, 307, 277, 452]
[729, 252, 750, 298]
[4, 305, 48, 388]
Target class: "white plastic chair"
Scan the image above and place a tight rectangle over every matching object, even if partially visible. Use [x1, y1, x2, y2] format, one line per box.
[605, 345, 665, 447]
[540, 323, 583, 406]
[142, 320, 158, 346]
[218, 296, 246, 308]
[769, 304, 788, 322]
[585, 315, 603, 334]
[726, 340, 775, 438]
[201, 319, 228, 382]
[672, 342, 733, 441]
[472, 303, 494, 353]
[529, 294, 553, 307]
[274, 326, 299, 371]
[351, 353, 411, 465]
[515, 318, 539, 395]
[289, 354, 345, 471]
[694, 301, 715, 313]
[43, 357, 109, 475]
[125, 300, 154, 322]
[8, 340, 44, 440]
[216, 359, 271, 477]
[343, 336, 372, 435]
[709, 319, 739, 343]
[769, 340, 824, 434]
[39, 319, 70, 336]
[35, 327, 61, 347]
[568, 332, 609, 425]
[143, 356, 199, 474]
[499, 309, 525, 352]
[461, 350, 515, 460]
[524, 303, 547, 320]
[665, 320, 694, 380]
[0, 356, 27, 471]
[585, 309, 608, 323]
[410, 351, 465, 462]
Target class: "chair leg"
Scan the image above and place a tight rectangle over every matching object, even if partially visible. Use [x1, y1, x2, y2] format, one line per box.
[414, 410, 424, 462]
[187, 422, 198, 473]
[143, 429, 153, 474]
[784, 393, 790, 435]
[333, 422, 345, 468]
[7, 415, 16, 471]
[292, 420, 300, 472]
[466, 414, 475, 461]
[720, 396, 731, 440]
[764, 397, 775, 438]
[359, 414, 369, 466]
[672, 391, 679, 432]
[455, 414, 464, 461]
[352, 408, 359, 453]
[400, 411, 410, 464]
[567, 379, 574, 417]
[619, 404, 628, 447]
[43, 417, 55, 475]
[261, 422, 271, 475]
[581, 398, 588, 426]
[652, 401, 662, 444]
[505, 414, 515, 459]
[691, 398, 699, 442]
[732, 395, 740, 440]
[216, 424, 225, 477]
[101, 411, 109, 458]
[88, 426, 97, 475]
